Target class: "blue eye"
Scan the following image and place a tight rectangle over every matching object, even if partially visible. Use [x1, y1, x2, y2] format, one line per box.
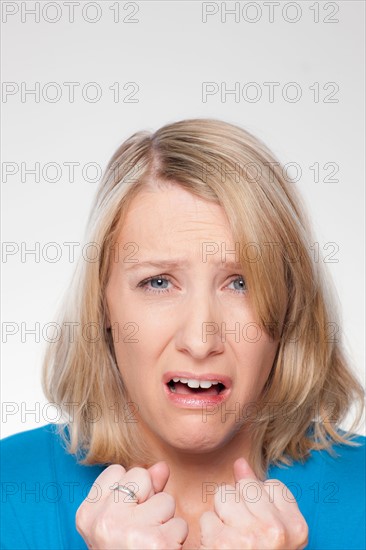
[138, 276, 173, 294]
[137, 275, 246, 295]
[227, 277, 246, 293]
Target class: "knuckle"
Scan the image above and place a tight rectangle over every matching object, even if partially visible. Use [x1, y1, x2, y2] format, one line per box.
[75, 503, 88, 531]
[106, 463, 126, 477]
[266, 522, 286, 547]
[210, 529, 236, 549]
[160, 491, 175, 507]
[125, 528, 163, 550]
[152, 539, 169, 550]
[264, 478, 281, 489]
[270, 478, 285, 487]
[92, 512, 116, 545]
[124, 525, 145, 547]
[292, 517, 309, 543]
[215, 540, 233, 550]
[127, 466, 147, 477]
[126, 467, 151, 488]
[240, 533, 256, 549]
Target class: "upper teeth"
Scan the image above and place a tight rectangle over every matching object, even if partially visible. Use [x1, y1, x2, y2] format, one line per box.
[171, 377, 220, 389]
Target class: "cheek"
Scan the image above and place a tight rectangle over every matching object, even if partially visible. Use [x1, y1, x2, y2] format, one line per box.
[109, 317, 157, 393]
[106, 281, 164, 338]
[239, 336, 278, 389]
[258, 339, 279, 384]
[111, 345, 146, 402]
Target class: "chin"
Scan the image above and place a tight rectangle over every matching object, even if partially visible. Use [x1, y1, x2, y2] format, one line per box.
[164, 424, 232, 453]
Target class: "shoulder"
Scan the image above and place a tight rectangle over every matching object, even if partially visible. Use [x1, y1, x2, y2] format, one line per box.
[0, 421, 108, 482]
[1, 423, 60, 476]
[268, 432, 365, 481]
[1, 423, 57, 451]
[1, 422, 105, 479]
[1, 424, 105, 550]
[268, 433, 366, 549]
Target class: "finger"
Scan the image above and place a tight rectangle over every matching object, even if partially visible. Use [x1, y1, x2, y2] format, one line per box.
[236, 477, 307, 548]
[235, 477, 284, 523]
[212, 483, 247, 528]
[233, 459, 282, 522]
[138, 491, 176, 524]
[76, 464, 128, 534]
[263, 478, 302, 513]
[87, 464, 127, 503]
[232, 459, 275, 522]
[216, 476, 285, 535]
[200, 510, 225, 541]
[263, 480, 308, 548]
[158, 517, 189, 547]
[112, 466, 156, 505]
[147, 461, 170, 493]
[233, 456, 258, 482]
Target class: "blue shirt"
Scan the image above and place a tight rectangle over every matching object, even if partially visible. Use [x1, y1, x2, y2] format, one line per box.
[1, 423, 365, 549]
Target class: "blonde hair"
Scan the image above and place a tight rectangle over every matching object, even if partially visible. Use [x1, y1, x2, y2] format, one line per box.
[42, 118, 364, 478]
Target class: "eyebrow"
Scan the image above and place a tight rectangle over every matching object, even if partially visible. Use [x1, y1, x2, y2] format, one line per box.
[123, 259, 244, 271]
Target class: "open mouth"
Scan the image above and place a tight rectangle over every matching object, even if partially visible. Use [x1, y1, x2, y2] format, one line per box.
[167, 377, 226, 396]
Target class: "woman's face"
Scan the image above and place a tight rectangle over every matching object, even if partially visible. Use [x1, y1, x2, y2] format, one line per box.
[105, 183, 280, 453]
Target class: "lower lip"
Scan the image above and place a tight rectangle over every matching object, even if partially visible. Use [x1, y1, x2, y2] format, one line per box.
[163, 383, 231, 408]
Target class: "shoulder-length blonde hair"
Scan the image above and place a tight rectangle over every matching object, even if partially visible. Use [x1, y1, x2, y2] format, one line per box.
[42, 118, 364, 479]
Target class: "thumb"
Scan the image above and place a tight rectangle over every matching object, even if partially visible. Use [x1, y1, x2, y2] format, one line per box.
[233, 457, 258, 483]
[147, 461, 170, 493]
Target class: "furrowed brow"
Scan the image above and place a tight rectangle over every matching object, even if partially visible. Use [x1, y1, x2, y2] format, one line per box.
[124, 259, 189, 271]
[123, 259, 244, 271]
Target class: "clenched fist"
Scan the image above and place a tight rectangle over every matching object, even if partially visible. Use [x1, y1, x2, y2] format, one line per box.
[76, 461, 188, 549]
[199, 458, 308, 550]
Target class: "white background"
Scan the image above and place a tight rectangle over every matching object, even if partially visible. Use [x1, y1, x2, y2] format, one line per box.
[1, 0, 365, 437]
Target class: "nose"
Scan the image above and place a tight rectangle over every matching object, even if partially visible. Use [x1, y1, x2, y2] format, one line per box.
[174, 289, 224, 360]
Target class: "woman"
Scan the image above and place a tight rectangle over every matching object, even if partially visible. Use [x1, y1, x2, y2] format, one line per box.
[1, 118, 365, 550]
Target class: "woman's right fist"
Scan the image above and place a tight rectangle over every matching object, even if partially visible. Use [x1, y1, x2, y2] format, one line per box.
[76, 462, 188, 550]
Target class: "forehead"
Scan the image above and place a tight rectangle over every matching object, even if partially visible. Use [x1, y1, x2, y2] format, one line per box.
[118, 185, 234, 248]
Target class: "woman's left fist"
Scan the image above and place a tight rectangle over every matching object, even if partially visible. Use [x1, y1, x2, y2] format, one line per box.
[199, 457, 308, 550]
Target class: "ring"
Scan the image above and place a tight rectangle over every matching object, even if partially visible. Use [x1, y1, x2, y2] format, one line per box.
[110, 483, 138, 501]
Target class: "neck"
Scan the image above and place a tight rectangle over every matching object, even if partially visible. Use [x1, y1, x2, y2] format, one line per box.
[138, 425, 258, 515]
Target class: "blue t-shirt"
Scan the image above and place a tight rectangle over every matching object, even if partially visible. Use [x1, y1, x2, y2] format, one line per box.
[0, 423, 365, 549]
